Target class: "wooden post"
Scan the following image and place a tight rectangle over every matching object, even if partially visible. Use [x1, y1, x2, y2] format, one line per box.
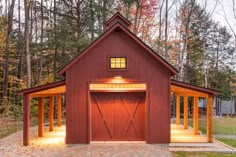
[176, 93, 180, 125]
[184, 95, 188, 129]
[57, 95, 62, 127]
[207, 95, 213, 142]
[194, 96, 199, 135]
[49, 96, 54, 131]
[38, 97, 44, 137]
[23, 94, 30, 146]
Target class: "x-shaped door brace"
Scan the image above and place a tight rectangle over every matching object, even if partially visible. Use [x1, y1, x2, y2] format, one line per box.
[121, 96, 142, 138]
[93, 95, 113, 138]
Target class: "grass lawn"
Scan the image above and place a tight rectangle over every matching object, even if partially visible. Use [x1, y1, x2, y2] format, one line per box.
[173, 117, 236, 157]
[199, 117, 236, 135]
[217, 138, 236, 148]
[185, 116, 236, 135]
[173, 152, 236, 157]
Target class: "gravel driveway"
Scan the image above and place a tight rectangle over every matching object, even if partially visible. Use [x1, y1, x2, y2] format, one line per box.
[0, 126, 172, 157]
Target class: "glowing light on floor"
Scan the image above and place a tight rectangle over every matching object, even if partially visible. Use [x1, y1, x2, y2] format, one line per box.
[171, 124, 207, 143]
[31, 126, 66, 145]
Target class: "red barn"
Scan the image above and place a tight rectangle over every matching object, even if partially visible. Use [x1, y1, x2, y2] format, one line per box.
[19, 13, 219, 146]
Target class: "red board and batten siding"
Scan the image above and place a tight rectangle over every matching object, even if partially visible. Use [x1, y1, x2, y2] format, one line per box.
[65, 30, 171, 144]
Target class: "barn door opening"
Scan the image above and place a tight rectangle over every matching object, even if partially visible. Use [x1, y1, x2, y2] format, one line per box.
[91, 92, 146, 141]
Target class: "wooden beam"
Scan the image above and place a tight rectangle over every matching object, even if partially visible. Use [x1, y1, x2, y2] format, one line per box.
[38, 97, 44, 137]
[49, 96, 54, 131]
[171, 86, 208, 97]
[170, 90, 208, 97]
[57, 95, 62, 127]
[23, 94, 30, 146]
[30, 93, 64, 98]
[176, 94, 180, 125]
[194, 96, 199, 135]
[184, 95, 188, 129]
[207, 95, 213, 142]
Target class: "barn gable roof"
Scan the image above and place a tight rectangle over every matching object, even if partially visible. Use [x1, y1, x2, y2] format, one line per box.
[58, 14, 178, 75]
[104, 12, 131, 29]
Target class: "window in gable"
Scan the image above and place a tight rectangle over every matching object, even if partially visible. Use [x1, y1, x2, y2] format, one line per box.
[110, 57, 127, 69]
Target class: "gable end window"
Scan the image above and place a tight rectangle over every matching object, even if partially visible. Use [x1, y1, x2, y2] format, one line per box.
[110, 57, 127, 69]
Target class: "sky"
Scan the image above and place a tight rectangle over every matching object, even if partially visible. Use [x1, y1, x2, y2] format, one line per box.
[206, 0, 236, 70]
[197, 0, 236, 38]
[167, 0, 236, 38]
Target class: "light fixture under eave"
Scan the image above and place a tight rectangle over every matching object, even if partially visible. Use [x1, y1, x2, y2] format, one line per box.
[114, 73, 122, 79]
[111, 73, 126, 83]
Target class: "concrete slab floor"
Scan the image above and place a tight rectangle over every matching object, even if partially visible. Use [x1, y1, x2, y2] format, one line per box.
[171, 124, 207, 143]
[170, 124, 236, 153]
[169, 140, 236, 153]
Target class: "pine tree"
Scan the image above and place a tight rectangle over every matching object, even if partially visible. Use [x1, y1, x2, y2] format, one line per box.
[207, 23, 235, 98]
[178, 0, 212, 85]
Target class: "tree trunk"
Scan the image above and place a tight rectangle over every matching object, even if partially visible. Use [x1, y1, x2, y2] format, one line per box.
[76, 0, 81, 53]
[15, 0, 23, 79]
[53, 0, 58, 81]
[158, 0, 164, 42]
[164, 0, 168, 59]
[39, 0, 43, 84]
[215, 39, 220, 71]
[2, 0, 16, 99]
[89, 0, 95, 41]
[34, 1, 39, 84]
[133, 2, 141, 34]
[102, 0, 107, 32]
[24, 0, 32, 88]
[179, 0, 195, 81]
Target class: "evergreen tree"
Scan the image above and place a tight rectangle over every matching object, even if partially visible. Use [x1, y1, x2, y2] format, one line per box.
[179, 0, 212, 86]
[207, 23, 235, 98]
[176, 0, 235, 97]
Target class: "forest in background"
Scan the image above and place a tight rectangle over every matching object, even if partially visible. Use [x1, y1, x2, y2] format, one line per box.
[0, 0, 235, 118]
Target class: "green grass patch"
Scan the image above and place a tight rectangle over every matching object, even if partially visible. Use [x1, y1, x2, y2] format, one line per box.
[173, 152, 236, 157]
[182, 117, 236, 135]
[217, 138, 236, 148]
[212, 117, 236, 135]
